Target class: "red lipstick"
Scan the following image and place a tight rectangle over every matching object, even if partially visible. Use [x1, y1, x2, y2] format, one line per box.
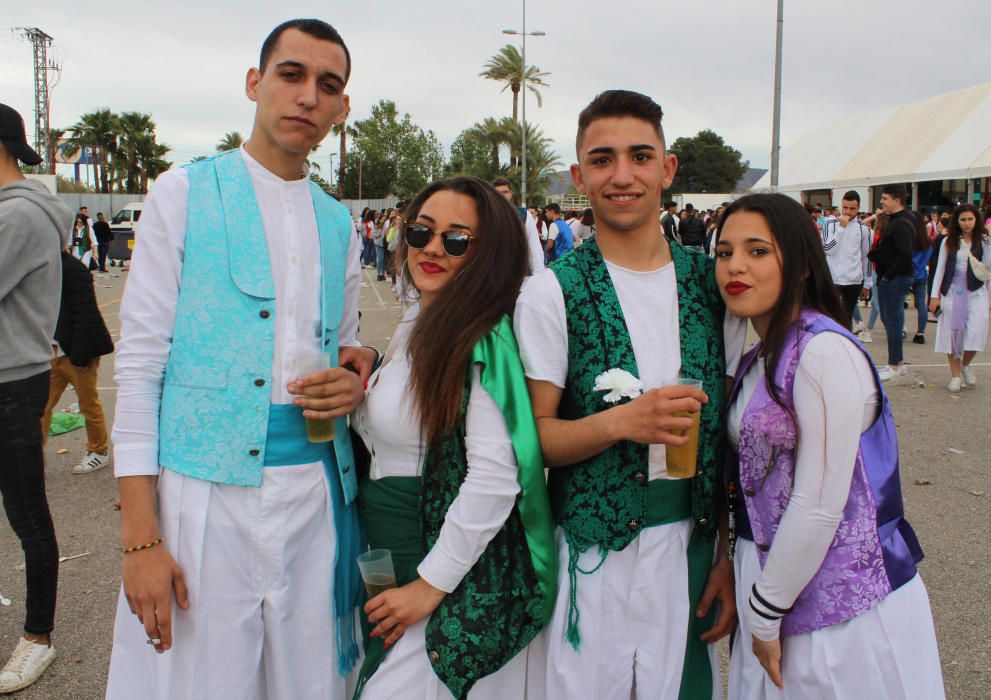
[725, 282, 751, 296]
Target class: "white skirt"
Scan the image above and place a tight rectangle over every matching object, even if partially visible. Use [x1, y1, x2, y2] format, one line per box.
[361, 617, 530, 700]
[528, 520, 720, 700]
[934, 285, 988, 354]
[728, 538, 945, 700]
[106, 463, 353, 700]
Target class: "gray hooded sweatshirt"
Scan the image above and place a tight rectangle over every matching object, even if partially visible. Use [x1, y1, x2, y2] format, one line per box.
[0, 178, 74, 382]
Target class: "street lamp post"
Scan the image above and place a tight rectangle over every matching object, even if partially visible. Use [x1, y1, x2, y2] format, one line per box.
[504, 2, 545, 208]
[770, 0, 784, 191]
[328, 152, 337, 189]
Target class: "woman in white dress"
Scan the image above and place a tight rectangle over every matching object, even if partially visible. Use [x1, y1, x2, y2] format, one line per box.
[352, 176, 555, 700]
[928, 204, 990, 392]
[714, 193, 944, 700]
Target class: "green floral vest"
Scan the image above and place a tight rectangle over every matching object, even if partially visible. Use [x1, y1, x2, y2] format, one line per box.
[549, 238, 727, 552]
[355, 317, 556, 700]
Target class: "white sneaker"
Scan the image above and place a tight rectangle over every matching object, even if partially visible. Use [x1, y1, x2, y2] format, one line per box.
[962, 366, 977, 387]
[73, 451, 110, 474]
[948, 377, 963, 393]
[857, 330, 873, 343]
[852, 321, 865, 334]
[0, 638, 55, 694]
[877, 366, 897, 382]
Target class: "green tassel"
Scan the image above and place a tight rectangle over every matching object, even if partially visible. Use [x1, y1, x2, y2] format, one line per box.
[565, 544, 582, 650]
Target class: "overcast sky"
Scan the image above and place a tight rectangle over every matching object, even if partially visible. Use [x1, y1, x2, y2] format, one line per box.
[2, 0, 989, 180]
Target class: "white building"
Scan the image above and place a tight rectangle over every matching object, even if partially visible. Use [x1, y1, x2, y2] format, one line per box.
[754, 81, 991, 212]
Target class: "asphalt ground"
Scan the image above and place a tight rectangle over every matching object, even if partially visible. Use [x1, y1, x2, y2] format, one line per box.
[1, 265, 988, 698]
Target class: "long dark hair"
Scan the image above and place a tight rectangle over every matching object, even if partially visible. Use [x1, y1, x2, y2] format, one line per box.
[401, 176, 530, 446]
[911, 211, 930, 252]
[716, 193, 846, 408]
[946, 204, 988, 257]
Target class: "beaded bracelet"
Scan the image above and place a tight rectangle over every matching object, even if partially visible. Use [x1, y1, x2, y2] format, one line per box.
[122, 538, 162, 554]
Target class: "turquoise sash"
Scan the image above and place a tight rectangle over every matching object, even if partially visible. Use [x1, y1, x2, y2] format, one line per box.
[264, 404, 364, 675]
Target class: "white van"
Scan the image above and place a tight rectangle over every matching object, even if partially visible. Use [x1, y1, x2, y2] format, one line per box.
[110, 203, 144, 233]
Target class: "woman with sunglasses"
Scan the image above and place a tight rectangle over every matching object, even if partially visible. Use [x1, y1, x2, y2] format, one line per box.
[351, 176, 555, 700]
[716, 194, 943, 699]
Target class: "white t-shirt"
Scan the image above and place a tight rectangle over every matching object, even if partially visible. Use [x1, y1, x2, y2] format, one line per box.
[514, 261, 746, 480]
[524, 210, 545, 275]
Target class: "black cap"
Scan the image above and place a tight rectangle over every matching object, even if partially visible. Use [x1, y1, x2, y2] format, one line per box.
[0, 104, 43, 166]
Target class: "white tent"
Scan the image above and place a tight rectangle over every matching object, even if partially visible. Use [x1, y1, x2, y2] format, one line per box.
[754, 81, 991, 206]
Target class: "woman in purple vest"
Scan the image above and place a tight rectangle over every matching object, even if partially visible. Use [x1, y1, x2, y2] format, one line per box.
[713, 193, 944, 699]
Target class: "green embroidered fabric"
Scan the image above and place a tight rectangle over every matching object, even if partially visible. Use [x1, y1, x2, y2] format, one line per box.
[549, 238, 727, 552]
[353, 316, 556, 700]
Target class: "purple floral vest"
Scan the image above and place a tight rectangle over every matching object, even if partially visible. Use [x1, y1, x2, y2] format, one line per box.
[731, 309, 923, 636]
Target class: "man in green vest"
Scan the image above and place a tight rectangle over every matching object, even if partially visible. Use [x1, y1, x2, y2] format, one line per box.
[514, 90, 744, 699]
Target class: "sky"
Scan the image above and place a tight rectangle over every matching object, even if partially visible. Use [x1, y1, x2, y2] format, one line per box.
[2, 0, 989, 183]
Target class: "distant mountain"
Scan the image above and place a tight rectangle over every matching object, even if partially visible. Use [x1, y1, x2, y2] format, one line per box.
[736, 167, 768, 192]
[545, 170, 573, 197]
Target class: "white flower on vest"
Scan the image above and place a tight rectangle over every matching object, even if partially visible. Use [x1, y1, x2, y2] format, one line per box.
[593, 368, 643, 404]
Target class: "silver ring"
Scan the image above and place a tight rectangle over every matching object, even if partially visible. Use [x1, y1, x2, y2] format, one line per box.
[146, 638, 162, 645]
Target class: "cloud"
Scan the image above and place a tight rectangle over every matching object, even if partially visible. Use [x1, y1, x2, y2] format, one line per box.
[2, 0, 988, 175]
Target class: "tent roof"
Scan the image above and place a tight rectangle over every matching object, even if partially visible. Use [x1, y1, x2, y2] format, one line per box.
[755, 81, 991, 191]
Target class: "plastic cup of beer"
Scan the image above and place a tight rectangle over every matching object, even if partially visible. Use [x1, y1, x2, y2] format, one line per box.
[663, 377, 703, 479]
[357, 549, 397, 598]
[296, 351, 336, 443]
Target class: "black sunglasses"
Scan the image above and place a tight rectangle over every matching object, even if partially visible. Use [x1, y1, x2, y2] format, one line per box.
[404, 222, 476, 257]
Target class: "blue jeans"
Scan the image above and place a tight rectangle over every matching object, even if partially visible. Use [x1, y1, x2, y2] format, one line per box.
[911, 278, 928, 336]
[361, 238, 375, 266]
[374, 244, 386, 277]
[0, 371, 59, 635]
[877, 275, 913, 366]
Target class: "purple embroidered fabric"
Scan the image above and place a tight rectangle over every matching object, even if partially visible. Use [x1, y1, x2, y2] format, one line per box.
[735, 309, 923, 636]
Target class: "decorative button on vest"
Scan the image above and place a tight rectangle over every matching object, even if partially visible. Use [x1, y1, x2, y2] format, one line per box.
[254, 379, 265, 387]
[259, 309, 270, 318]
[627, 519, 641, 532]
[248, 449, 260, 456]
[428, 650, 440, 663]
[631, 472, 647, 483]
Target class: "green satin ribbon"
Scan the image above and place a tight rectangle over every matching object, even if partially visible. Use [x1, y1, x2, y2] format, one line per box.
[471, 316, 558, 626]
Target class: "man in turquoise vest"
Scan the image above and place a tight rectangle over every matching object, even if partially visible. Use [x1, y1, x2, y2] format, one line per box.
[106, 19, 376, 699]
[514, 90, 744, 699]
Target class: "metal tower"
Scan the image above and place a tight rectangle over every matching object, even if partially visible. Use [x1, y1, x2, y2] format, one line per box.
[16, 28, 57, 172]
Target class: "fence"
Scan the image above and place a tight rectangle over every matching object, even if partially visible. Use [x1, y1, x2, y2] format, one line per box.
[57, 193, 146, 219]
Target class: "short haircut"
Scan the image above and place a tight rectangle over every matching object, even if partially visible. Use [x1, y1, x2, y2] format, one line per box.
[259, 19, 351, 83]
[545, 203, 562, 215]
[881, 183, 907, 204]
[685, 203, 695, 212]
[491, 177, 512, 190]
[842, 190, 861, 205]
[576, 90, 665, 156]
[664, 201, 677, 209]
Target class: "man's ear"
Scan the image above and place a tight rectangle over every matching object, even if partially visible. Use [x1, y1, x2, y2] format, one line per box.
[570, 163, 585, 194]
[245, 67, 261, 102]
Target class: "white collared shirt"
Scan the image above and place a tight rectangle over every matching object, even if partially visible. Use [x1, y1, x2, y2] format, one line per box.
[112, 148, 361, 477]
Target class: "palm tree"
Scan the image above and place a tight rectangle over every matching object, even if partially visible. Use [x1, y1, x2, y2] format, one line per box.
[68, 109, 119, 193]
[479, 44, 550, 123]
[330, 107, 350, 196]
[116, 112, 156, 193]
[216, 131, 244, 152]
[522, 140, 563, 204]
[467, 117, 512, 173]
[138, 143, 172, 193]
[46, 128, 65, 175]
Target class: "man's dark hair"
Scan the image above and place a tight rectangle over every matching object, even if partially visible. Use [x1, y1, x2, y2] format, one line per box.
[576, 90, 665, 156]
[842, 190, 861, 205]
[685, 203, 695, 213]
[491, 177, 512, 190]
[545, 203, 562, 215]
[881, 183, 907, 205]
[664, 201, 677, 209]
[259, 19, 351, 83]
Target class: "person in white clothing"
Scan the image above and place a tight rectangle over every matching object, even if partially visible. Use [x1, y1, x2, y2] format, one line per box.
[569, 207, 595, 245]
[715, 193, 943, 700]
[820, 190, 871, 328]
[491, 176, 545, 275]
[106, 20, 376, 700]
[928, 204, 991, 393]
[353, 177, 554, 699]
[515, 90, 744, 700]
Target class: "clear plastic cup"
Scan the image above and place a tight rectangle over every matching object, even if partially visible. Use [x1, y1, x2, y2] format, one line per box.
[296, 351, 335, 443]
[663, 377, 704, 479]
[357, 549, 397, 598]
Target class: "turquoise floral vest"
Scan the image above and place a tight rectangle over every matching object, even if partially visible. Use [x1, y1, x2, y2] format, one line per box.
[157, 151, 357, 499]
